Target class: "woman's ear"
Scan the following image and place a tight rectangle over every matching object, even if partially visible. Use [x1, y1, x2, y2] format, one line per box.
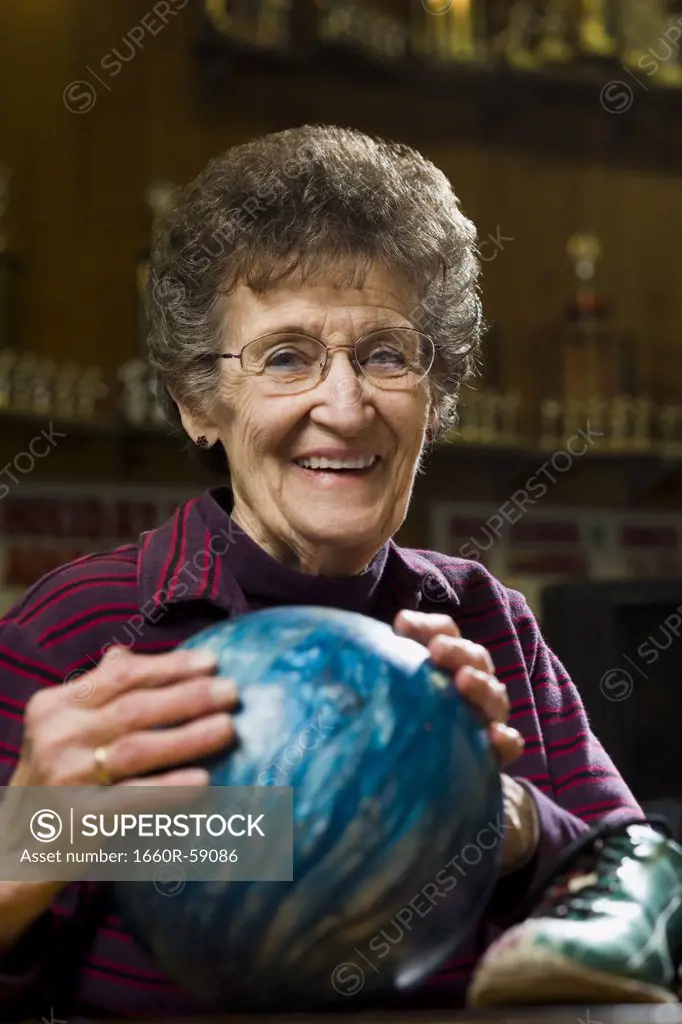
[172, 393, 219, 448]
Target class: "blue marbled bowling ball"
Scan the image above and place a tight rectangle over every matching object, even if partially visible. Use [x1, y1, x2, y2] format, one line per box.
[115, 606, 502, 1011]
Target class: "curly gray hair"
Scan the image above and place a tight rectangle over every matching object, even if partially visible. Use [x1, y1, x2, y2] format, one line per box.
[147, 124, 484, 474]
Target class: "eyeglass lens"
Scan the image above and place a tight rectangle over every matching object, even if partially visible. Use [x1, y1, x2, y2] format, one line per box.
[241, 330, 433, 390]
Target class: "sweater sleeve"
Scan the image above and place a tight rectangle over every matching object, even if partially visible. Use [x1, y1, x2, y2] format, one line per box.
[0, 618, 97, 1014]
[514, 598, 643, 825]
[0, 913, 56, 1013]
[486, 592, 644, 925]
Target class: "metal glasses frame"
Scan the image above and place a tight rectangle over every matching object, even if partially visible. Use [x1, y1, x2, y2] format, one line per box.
[216, 327, 435, 387]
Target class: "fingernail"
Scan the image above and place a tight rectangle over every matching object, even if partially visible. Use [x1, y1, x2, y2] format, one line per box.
[188, 649, 217, 671]
[496, 723, 523, 741]
[399, 610, 420, 624]
[211, 677, 238, 702]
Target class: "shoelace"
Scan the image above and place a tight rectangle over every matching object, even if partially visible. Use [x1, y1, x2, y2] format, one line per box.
[507, 817, 670, 928]
[533, 835, 635, 919]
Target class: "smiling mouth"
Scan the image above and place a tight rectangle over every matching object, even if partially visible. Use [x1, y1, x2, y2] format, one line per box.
[293, 455, 380, 475]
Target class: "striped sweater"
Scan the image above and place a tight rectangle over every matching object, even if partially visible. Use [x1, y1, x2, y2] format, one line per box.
[0, 486, 642, 1018]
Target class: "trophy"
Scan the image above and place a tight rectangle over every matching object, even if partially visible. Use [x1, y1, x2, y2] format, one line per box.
[477, 390, 500, 444]
[204, 0, 293, 51]
[562, 397, 584, 440]
[31, 359, 57, 416]
[578, 0, 618, 58]
[492, 2, 545, 70]
[0, 348, 17, 410]
[539, 398, 564, 448]
[415, 0, 486, 64]
[537, 0, 573, 64]
[607, 394, 635, 450]
[457, 388, 482, 442]
[659, 16, 682, 88]
[10, 353, 39, 415]
[54, 362, 83, 420]
[0, 165, 10, 350]
[561, 233, 626, 425]
[499, 391, 521, 442]
[147, 372, 169, 428]
[118, 359, 152, 426]
[317, 1, 406, 63]
[659, 404, 682, 454]
[138, 182, 175, 352]
[631, 395, 654, 450]
[585, 394, 608, 438]
[621, 0, 669, 78]
[75, 367, 108, 421]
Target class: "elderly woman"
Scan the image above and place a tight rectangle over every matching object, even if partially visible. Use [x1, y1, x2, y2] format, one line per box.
[1, 125, 681, 1019]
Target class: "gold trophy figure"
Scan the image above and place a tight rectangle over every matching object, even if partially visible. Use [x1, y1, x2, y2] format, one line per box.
[31, 359, 57, 416]
[565, 232, 603, 401]
[0, 348, 17, 410]
[10, 353, 39, 416]
[205, 0, 293, 51]
[148, 372, 169, 429]
[562, 397, 584, 441]
[54, 362, 82, 420]
[659, 404, 682, 454]
[585, 395, 608, 439]
[499, 391, 521, 443]
[417, 0, 485, 64]
[118, 358, 151, 426]
[459, 388, 482, 443]
[562, 233, 624, 430]
[621, 0, 669, 80]
[317, 1, 406, 63]
[76, 367, 108, 422]
[257, 0, 293, 49]
[540, 398, 564, 449]
[494, 2, 544, 70]
[608, 394, 635, 451]
[578, 0, 617, 57]
[477, 390, 500, 444]
[651, 7, 682, 88]
[537, 0, 573, 64]
[632, 395, 654, 451]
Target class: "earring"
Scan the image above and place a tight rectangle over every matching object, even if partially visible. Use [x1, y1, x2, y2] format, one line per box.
[195, 435, 209, 449]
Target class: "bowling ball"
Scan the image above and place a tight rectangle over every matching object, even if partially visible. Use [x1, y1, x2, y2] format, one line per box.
[114, 606, 502, 1011]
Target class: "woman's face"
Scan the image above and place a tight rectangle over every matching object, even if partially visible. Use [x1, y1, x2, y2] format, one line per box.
[181, 266, 434, 575]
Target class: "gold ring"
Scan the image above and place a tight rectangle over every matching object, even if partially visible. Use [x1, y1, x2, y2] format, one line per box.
[93, 745, 114, 786]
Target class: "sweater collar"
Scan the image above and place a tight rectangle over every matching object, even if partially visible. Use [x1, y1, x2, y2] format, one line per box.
[138, 487, 458, 622]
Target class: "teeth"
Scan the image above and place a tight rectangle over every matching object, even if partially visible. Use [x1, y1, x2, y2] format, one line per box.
[296, 455, 377, 470]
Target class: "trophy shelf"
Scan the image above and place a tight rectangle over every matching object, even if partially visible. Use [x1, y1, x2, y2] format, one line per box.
[0, 406, 679, 501]
[436, 430, 682, 504]
[0, 410, 209, 486]
[195, 12, 682, 169]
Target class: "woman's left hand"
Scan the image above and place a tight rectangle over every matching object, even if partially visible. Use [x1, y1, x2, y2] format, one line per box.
[394, 610, 539, 874]
[393, 609, 524, 767]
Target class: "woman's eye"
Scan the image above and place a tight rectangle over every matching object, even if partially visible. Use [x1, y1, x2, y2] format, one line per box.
[266, 348, 312, 369]
[364, 346, 406, 367]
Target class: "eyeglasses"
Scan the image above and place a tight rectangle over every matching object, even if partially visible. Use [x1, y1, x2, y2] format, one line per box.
[218, 328, 435, 394]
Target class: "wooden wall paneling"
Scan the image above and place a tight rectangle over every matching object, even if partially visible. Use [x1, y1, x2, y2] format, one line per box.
[0, 1, 82, 360]
[70, 0, 155, 372]
[0, 0, 680, 505]
[625, 172, 682, 404]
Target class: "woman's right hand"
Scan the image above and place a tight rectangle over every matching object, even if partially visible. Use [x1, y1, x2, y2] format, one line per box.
[11, 645, 237, 789]
[0, 645, 237, 952]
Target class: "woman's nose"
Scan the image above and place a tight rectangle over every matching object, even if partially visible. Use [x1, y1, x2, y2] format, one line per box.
[320, 348, 363, 396]
[312, 349, 368, 420]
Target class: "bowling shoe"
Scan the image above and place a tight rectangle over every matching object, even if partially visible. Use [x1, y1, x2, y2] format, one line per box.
[468, 821, 682, 1006]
